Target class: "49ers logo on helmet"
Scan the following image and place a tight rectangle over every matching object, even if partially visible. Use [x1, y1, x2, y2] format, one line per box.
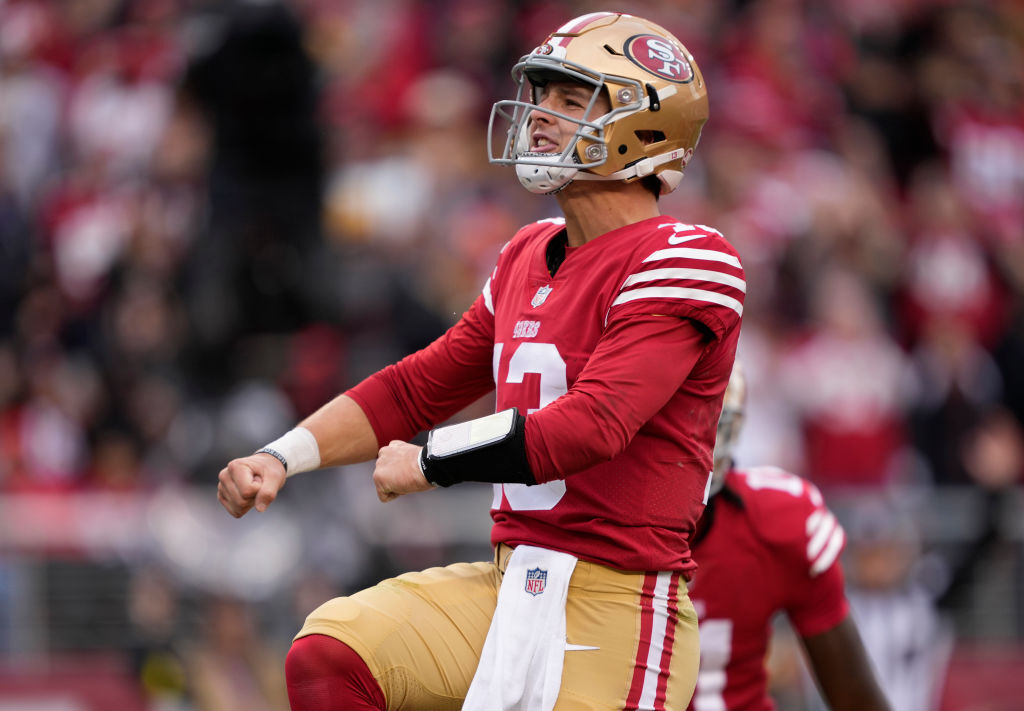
[624, 34, 694, 83]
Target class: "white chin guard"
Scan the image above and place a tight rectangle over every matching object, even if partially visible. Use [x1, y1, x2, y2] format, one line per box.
[515, 153, 579, 194]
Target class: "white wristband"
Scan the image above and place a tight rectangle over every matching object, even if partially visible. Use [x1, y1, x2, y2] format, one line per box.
[257, 427, 321, 477]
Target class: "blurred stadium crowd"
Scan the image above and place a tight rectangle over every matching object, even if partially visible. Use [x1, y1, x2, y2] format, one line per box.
[0, 0, 1022, 709]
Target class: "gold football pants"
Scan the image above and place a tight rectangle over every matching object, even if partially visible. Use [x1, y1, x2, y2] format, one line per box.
[296, 544, 699, 710]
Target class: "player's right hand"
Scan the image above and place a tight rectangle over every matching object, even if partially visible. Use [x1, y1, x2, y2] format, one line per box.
[217, 453, 287, 518]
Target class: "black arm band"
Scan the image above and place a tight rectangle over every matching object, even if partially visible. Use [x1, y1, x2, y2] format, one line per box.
[420, 408, 536, 488]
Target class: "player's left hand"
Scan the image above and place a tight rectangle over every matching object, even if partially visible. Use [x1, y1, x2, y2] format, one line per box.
[373, 441, 433, 502]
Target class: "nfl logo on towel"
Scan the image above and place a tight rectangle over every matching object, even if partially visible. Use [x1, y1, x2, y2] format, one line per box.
[524, 567, 547, 596]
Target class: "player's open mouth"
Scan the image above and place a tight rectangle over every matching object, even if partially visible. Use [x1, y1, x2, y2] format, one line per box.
[530, 135, 558, 152]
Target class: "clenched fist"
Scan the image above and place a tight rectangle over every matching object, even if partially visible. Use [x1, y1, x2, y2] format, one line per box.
[218, 453, 287, 517]
[373, 441, 433, 502]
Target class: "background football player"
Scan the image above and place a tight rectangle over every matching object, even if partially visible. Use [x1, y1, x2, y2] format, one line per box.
[687, 363, 891, 711]
[217, 11, 744, 711]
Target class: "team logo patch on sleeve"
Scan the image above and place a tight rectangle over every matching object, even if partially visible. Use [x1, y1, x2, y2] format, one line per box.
[525, 567, 548, 596]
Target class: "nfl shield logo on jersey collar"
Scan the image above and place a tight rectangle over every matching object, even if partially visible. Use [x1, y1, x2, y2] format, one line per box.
[524, 567, 547, 596]
[531, 285, 553, 308]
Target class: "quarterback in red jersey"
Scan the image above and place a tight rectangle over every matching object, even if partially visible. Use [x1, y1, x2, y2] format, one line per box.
[218, 12, 743, 711]
[688, 365, 890, 711]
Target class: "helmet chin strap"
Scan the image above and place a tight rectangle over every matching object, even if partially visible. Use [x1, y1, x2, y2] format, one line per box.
[515, 147, 686, 195]
[573, 148, 688, 182]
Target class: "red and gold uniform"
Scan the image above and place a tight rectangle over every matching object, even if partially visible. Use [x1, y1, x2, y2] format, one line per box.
[350, 216, 744, 574]
[298, 216, 744, 709]
[688, 467, 849, 711]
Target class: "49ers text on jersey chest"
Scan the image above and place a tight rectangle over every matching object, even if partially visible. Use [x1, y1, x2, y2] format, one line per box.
[513, 320, 541, 339]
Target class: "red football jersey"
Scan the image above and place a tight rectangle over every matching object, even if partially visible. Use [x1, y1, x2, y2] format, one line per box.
[687, 467, 850, 711]
[348, 216, 744, 574]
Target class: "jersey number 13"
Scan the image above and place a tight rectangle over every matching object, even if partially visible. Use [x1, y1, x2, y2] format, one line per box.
[492, 341, 567, 511]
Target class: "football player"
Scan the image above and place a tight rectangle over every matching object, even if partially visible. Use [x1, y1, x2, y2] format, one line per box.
[687, 364, 891, 711]
[218, 12, 744, 711]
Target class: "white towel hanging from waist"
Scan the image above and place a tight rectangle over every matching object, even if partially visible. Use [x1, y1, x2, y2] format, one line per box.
[463, 545, 578, 711]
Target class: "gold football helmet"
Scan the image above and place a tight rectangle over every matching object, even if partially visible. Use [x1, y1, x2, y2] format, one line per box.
[711, 361, 747, 496]
[488, 12, 709, 194]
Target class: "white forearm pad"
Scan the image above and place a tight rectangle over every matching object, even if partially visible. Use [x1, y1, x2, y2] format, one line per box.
[259, 427, 321, 477]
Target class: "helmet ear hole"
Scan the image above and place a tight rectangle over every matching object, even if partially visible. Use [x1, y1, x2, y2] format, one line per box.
[635, 130, 665, 146]
[618, 145, 628, 155]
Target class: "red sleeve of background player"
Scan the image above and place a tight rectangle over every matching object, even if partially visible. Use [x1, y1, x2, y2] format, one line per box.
[783, 485, 850, 637]
[788, 553, 851, 638]
[739, 469, 851, 637]
[345, 295, 496, 446]
[524, 315, 708, 482]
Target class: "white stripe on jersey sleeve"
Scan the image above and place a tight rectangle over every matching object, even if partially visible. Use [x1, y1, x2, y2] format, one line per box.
[643, 247, 743, 270]
[611, 286, 743, 316]
[810, 526, 845, 577]
[806, 509, 835, 559]
[622, 267, 747, 294]
[482, 277, 494, 315]
[807, 509, 846, 577]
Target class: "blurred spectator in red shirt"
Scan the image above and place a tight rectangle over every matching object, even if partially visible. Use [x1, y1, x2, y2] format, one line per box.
[779, 264, 919, 488]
